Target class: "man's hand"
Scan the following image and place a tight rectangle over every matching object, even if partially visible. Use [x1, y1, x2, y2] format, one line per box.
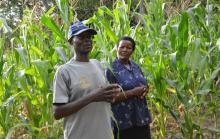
[91, 84, 121, 103]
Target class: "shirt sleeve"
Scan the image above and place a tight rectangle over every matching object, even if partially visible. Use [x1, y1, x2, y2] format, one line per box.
[105, 68, 117, 84]
[53, 67, 69, 104]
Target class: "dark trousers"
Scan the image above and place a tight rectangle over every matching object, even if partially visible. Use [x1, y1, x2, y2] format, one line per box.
[114, 125, 151, 139]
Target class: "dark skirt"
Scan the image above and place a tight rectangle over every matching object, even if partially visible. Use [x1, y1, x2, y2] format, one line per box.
[114, 125, 151, 139]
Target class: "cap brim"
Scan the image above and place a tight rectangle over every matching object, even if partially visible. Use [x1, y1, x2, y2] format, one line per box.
[68, 28, 97, 41]
[75, 28, 97, 36]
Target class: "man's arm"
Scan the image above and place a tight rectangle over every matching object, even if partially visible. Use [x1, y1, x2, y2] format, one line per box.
[53, 84, 120, 120]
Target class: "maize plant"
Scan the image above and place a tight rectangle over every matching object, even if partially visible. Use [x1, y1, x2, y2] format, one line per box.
[0, 0, 219, 138]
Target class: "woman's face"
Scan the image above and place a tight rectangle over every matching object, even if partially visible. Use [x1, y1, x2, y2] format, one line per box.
[117, 40, 133, 62]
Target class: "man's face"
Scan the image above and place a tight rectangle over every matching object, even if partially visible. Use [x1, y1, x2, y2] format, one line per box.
[72, 31, 94, 55]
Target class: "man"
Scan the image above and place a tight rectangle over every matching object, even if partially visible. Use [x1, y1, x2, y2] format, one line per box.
[53, 21, 120, 139]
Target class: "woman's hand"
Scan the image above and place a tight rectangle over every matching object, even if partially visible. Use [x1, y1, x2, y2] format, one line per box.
[132, 85, 149, 99]
[140, 86, 149, 99]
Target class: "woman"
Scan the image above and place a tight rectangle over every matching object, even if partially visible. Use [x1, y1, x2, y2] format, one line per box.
[106, 36, 152, 139]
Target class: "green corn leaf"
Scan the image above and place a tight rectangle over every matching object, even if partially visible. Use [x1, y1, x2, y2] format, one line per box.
[198, 56, 208, 77]
[30, 46, 44, 58]
[56, 0, 70, 25]
[170, 52, 176, 67]
[41, 15, 65, 40]
[5, 65, 15, 87]
[178, 12, 189, 58]
[54, 47, 67, 62]
[0, 17, 12, 33]
[32, 60, 49, 88]
[216, 38, 220, 51]
[15, 47, 29, 66]
[0, 38, 5, 77]
[168, 25, 177, 50]
[196, 89, 211, 95]
[99, 6, 114, 17]
[210, 67, 220, 80]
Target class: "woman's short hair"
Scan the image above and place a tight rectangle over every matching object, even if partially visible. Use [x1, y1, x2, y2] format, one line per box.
[116, 36, 136, 51]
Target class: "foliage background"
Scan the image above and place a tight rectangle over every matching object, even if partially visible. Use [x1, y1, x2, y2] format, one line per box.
[0, 0, 220, 138]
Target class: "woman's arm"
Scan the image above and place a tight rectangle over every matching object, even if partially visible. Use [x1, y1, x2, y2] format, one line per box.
[112, 85, 148, 103]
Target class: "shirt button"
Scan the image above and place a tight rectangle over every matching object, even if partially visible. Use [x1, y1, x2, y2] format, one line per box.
[121, 102, 125, 106]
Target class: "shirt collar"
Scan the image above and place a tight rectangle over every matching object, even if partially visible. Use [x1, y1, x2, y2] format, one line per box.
[114, 58, 136, 71]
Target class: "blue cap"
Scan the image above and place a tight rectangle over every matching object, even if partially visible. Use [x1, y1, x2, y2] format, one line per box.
[68, 22, 97, 41]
